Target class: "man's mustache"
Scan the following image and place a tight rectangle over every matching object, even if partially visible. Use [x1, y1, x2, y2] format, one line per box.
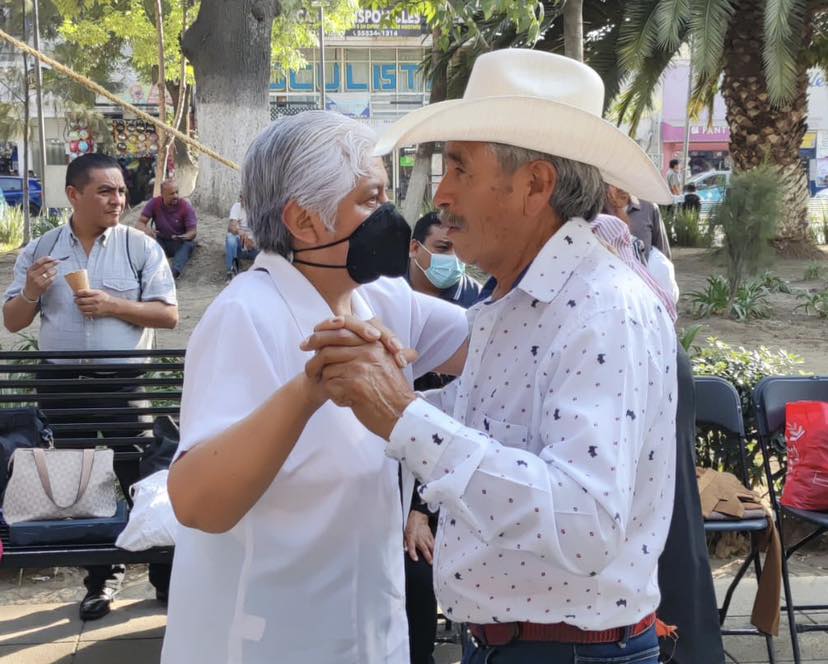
[440, 210, 466, 230]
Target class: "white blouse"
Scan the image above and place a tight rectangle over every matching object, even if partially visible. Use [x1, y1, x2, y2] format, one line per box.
[161, 252, 468, 664]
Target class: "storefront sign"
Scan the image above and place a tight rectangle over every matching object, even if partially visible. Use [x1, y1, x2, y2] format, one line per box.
[271, 62, 421, 93]
[345, 9, 429, 37]
[816, 131, 828, 159]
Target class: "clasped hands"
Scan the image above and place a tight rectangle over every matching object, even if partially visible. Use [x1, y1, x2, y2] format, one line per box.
[301, 316, 418, 440]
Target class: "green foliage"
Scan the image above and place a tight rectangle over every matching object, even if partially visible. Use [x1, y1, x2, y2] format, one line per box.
[795, 289, 828, 318]
[758, 270, 791, 294]
[32, 209, 69, 239]
[0, 205, 24, 249]
[670, 207, 708, 248]
[689, 274, 730, 317]
[689, 274, 773, 320]
[691, 337, 805, 488]
[730, 279, 771, 321]
[803, 263, 824, 281]
[709, 167, 780, 299]
[678, 323, 703, 353]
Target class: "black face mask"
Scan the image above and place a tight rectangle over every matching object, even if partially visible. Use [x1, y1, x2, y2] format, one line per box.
[292, 203, 412, 284]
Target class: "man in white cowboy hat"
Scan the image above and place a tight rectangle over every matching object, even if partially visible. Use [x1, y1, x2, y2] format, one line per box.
[304, 50, 677, 663]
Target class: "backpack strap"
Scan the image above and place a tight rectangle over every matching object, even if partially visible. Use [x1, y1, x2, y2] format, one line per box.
[32, 226, 64, 263]
[124, 227, 148, 301]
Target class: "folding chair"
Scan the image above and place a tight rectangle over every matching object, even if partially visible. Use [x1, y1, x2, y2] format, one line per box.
[753, 375, 828, 664]
[695, 376, 776, 663]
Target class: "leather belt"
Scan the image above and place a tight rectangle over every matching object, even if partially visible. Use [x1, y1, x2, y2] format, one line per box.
[468, 612, 656, 647]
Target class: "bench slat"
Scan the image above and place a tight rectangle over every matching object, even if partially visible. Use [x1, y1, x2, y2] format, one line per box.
[0, 349, 184, 570]
[0, 363, 184, 373]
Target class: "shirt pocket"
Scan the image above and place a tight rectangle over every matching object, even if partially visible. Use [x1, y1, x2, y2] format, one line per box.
[101, 276, 140, 302]
[481, 414, 530, 450]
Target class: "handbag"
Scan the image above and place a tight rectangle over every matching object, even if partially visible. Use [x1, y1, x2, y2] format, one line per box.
[782, 401, 828, 512]
[0, 407, 53, 499]
[2, 448, 118, 524]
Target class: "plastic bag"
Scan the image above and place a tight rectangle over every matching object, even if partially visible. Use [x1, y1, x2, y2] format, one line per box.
[782, 401, 828, 512]
[115, 470, 177, 551]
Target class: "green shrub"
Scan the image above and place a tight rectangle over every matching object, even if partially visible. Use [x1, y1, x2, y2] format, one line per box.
[758, 270, 791, 294]
[32, 209, 69, 238]
[803, 263, 824, 281]
[731, 280, 771, 321]
[689, 275, 730, 317]
[708, 167, 780, 304]
[679, 324, 703, 353]
[795, 289, 828, 318]
[691, 337, 805, 488]
[672, 208, 708, 248]
[0, 205, 24, 249]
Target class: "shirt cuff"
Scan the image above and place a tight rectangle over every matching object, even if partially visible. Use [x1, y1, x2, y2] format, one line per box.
[387, 397, 465, 479]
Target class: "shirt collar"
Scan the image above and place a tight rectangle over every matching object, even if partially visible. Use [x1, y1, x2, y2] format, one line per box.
[515, 217, 598, 304]
[252, 252, 374, 340]
[67, 217, 115, 246]
[627, 196, 641, 212]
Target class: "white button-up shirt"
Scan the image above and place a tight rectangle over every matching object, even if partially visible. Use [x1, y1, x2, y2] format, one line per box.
[162, 253, 468, 664]
[387, 218, 678, 631]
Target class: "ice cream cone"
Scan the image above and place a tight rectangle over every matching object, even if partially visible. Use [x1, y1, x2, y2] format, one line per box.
[64, 269, 90, 293]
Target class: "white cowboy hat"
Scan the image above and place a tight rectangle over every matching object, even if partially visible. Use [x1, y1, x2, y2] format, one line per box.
[374, 49, 672, 205]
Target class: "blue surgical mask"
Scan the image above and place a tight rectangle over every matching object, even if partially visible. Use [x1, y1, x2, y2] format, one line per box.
[415, 242, 465, 289]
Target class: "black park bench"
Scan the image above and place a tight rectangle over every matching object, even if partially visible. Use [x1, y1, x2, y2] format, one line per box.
[0, 348, 184, 569]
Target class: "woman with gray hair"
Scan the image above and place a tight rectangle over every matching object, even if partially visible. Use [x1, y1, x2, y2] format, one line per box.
[161, 111, 468, 663]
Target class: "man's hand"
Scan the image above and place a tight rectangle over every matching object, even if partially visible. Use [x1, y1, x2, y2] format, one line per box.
[304, 339, 416, 440]
[24, 256, 59, 300]
[404, 510, 434, 564]
[301, 315, 411, 369]
[242, 233, 256, 251]
[73, 289, 117, 319]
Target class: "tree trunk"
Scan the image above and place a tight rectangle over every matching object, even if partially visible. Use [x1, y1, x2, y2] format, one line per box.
[720, 0, 813, 255]
[401, 33, 447, 223]
[563, 0, 584, 62]
[21, 0, 31, 243]
[153, 0, 167, 197]
[182, 0, 279, 215]
[165, 80, 198, 197]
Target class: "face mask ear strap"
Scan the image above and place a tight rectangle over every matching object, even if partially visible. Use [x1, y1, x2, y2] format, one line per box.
[292, 258, 346, 269]
[292, 235, 350, 254]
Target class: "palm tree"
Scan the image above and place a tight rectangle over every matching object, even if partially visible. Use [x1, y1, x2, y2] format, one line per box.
[614, 0, 824, 254]
[419, 1, 825, 253]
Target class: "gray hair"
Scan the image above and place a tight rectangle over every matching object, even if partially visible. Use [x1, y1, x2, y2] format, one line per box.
[242, 110, 377, 257]
[487, 144, 605, 222]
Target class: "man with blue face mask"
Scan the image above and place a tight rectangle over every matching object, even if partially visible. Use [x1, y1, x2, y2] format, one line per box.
[404, 211, 480, 664]
[408, 212, 480, 309]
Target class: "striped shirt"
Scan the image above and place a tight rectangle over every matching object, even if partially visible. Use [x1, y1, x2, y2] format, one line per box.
[590, 214, 678, 322]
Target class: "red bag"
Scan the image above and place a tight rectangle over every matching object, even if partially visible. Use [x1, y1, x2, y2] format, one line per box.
[782, 401, 828, 512]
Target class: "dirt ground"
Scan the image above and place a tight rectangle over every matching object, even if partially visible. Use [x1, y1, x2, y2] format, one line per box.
[673, 247, 828, 375]
[0, 211, 826, 602]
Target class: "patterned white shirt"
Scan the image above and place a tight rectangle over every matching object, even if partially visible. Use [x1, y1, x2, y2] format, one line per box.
[387, 218, 678, 631]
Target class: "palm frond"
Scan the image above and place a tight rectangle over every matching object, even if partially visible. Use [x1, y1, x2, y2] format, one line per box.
[688, 0, 735, 79]
[618, 0, 663, 70]
[764, 0, 808, 104]
[655, 0, 690, 51]
[688, 70, 720, 123]
[615, 38, 683, 135]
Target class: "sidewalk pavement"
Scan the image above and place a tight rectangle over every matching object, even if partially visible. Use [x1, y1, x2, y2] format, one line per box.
[1, 574, 826, 663]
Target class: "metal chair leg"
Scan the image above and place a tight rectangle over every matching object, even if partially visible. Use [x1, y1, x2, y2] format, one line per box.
[775, 512, 803, 664]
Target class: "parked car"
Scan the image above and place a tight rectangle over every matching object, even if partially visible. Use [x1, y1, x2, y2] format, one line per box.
[0, 175, 42, 215]
[686, 170, 731, 204]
